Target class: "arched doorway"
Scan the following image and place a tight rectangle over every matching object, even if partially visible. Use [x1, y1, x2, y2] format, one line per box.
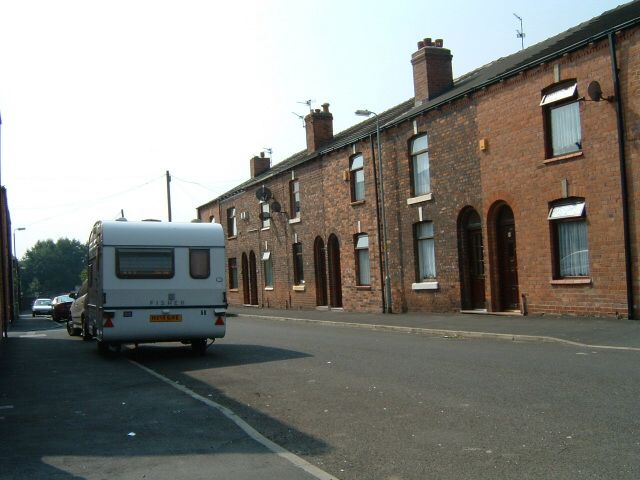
[458, 208, 485, 310]
[314, 237, 328, 306]
[327, 234, 343, 308]
[495, 204, 520, 311]
[248, 250, 258, 305]
[241, 253, 249, 305]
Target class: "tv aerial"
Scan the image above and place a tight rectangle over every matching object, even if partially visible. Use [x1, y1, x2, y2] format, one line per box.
[297, 99, 314, 112]
[513, 13, 525, 50]
[291, 112, 305, 128]
[292, 99, 314, 127]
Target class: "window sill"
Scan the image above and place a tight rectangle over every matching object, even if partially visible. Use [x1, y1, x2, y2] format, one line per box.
[351, 200, 366, 207]
[229, 288, 239, 292]
[227, 235, 237, 240]
[407, 193, 433, 205]
[292, 285, 305, 292]
[264, 287, 274, 291]
[289, 217, 301, 224]
[544, 151, 583, 165]
[550, 278, 592, 285]
[356, 285, 371, 291]
[261, 227, 270, 231]
[412, 281, 439, 290]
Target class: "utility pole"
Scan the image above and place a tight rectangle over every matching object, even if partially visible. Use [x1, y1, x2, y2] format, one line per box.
[166, 170, 172, 222]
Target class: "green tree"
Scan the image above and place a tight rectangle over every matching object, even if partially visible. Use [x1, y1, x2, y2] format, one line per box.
[20, 238, 87, 299]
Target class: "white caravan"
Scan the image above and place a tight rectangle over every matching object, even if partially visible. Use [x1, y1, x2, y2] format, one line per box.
[85, 220, 227, 354]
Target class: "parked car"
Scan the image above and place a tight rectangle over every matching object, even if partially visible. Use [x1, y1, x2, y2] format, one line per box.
[67, 282, 90, 339]
[32, 298, 53, 317]
[51, 295, 74, 322]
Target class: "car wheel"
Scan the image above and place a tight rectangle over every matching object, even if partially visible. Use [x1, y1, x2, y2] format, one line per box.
[98, 341, 121, 355]
[81, 318, 92, 341]
[191, 339, 207, 356]
[32, 312, 35, 317]
[66, 319, 75, 336]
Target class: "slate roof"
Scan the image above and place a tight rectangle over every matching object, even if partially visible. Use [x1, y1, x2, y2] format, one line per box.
[201, 0, 640, 207]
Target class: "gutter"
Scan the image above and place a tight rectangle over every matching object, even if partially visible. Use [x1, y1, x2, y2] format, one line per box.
[609, 32, 635, 320]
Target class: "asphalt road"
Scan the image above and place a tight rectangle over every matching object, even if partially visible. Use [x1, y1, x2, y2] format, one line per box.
[131, 315, 640, 480]
[0, 315, 332, 480]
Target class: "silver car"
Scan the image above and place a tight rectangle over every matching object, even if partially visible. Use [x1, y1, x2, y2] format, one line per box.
[67, 282, 91, 340]
[32, 298, 53, 317]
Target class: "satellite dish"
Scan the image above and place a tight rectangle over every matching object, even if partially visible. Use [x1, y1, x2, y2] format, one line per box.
[255, 185, 272, 202]
[271, 201, 282, 213]
[587, 81, 603, 102]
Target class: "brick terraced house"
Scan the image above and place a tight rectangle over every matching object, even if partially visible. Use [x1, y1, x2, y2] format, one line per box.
[198, 1, 640, 318]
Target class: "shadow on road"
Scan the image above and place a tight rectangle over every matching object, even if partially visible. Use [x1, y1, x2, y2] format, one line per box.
[0, 316, 330, 479]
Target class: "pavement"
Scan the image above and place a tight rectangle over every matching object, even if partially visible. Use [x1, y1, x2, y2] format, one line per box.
[229, 305, 640, 351]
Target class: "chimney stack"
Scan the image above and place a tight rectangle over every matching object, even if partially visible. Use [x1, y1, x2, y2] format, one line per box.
[250, 151, 271, 178]
[305, 103, 333, 153]
[411, 37, 453, 105]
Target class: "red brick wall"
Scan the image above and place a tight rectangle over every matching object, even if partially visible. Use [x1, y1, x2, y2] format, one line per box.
[380, 100, 482, 313]
[476, 36, 629, 317]
[199, 137, 385, 313]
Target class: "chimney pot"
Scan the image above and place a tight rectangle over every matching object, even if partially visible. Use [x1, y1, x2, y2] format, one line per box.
[305, 101, 334, 153]
[412, 36, 453, 104]
[250, 154, 271, 178]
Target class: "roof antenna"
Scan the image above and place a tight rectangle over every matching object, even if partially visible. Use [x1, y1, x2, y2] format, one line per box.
[263, 147, 273, 167]
[513, 13, 525, 50]
[291, 112, 305, 127]
[297, 99, 314, 112]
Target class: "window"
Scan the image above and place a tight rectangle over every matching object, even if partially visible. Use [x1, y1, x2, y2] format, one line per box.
[355, 234, 370, 285]
[549, 199, 589, 277]
[541, 81, 582, 157]
[228, 258, 238, 289]
[411, 134, 430, 197]
[227, 207, 237, 237]
[350, 154, 365, 202]
[260, 202, 270, 229]
[290, 180, 301, 219]
[116, 248, 174, 279]
[262, 251, 273, 288]
[189, 249, 210, 279]
[292, 242, 304, 285]
[415, 222, 436, 280]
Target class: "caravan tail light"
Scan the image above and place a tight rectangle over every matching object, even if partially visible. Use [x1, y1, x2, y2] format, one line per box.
[215, 315, 225, 326]
[103, 311, 115, 328]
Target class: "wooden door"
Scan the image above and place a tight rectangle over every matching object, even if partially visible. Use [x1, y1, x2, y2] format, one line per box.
[496, 207, 519, 310]
[468, 227, 486, 309]
[314, 237, 328, 306]
[327, 235, 343, 308]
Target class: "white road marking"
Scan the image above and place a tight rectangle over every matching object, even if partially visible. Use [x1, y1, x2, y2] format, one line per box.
[129, 359, 340, 480]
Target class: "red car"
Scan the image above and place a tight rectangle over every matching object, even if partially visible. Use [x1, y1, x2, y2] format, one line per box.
[51, 295, 74, 322]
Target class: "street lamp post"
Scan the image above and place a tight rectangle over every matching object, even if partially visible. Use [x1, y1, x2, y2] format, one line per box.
[355, 109, 392, 313]
[13, 227, 25, 313]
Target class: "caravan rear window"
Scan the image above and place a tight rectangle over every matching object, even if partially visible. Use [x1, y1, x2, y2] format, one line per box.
[116, 248, 174, 279]
[189, 249, 210, 279]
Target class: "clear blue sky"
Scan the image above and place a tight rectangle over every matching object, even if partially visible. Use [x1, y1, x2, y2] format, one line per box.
[0, 0, 627, 258]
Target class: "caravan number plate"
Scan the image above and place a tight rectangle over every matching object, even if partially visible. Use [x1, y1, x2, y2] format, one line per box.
[150, 314, 182, 322]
